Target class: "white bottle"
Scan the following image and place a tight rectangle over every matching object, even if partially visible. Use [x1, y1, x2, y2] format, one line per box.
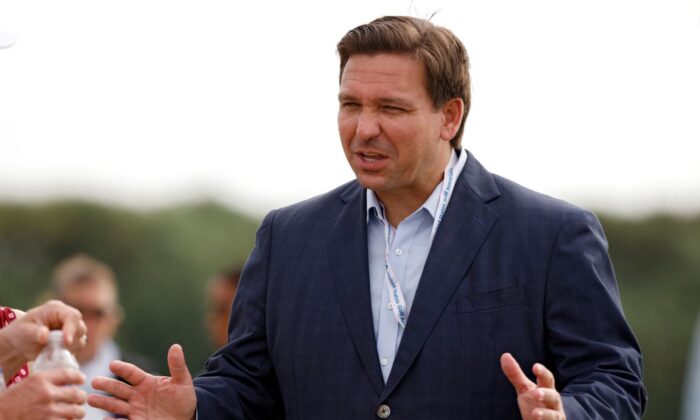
[32, 330, 80, 372]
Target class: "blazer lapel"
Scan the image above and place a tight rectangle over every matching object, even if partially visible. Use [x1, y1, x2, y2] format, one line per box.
[328, 182, 385, 396]
[380, 153, 501, 401]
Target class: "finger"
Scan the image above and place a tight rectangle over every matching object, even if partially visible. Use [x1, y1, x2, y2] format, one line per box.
[44, 368, 86, 386]
[168, 344, 193, 385]
[91, 376, 134, 400]
[49, 401, 86, 419]
[60, 310, 86, 348]
[78, 332, 88, 349]
[108, 360, 147, 386]
[531, 407, 564, 420]
[53, 384, 88, 405]
[534, 388, 562, 409]
[62, 322, 75, 347]
[533, 363, 556, 389]
[38, 300, 78, 330]
[500, 353, 535, 394]
[35, 325, 50, 346]
[87, 394, 132, 416]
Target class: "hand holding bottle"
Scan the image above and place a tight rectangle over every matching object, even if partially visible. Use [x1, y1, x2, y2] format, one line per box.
[0, 308, 87, 420]
[32, 330, 81, 373]
[0, 300, 87, 382]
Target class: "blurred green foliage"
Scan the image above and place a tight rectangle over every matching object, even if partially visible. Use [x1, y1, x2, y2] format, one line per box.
[600, 214, 700, 420]
[1, 202, 698, 419]
[0, 201, 259, 375]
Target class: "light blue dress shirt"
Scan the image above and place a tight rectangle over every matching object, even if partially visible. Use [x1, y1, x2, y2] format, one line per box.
[366, 149, 465, 383]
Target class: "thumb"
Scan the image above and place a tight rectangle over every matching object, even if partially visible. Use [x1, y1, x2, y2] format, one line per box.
[168, 344, 192, 385]
[35, 325, 50, 346]
[500, 352, 535, 395]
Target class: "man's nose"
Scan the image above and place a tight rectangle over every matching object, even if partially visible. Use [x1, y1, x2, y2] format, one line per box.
[355, 110, 381, 141]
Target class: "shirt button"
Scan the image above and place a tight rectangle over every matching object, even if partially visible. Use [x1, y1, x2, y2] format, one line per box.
[387, 302, 393, 310]
[395, 248, 402, 256]
[377, 404, 391, 418]
[380, 358, 388, 366]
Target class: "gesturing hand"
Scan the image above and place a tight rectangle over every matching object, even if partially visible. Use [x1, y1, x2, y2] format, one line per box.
[500, 353, 566, 420]
[87, 344, 197, 420]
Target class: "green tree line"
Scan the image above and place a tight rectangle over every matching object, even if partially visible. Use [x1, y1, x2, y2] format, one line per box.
[1, 201, 698, 419]
[0, 201, 259, 377]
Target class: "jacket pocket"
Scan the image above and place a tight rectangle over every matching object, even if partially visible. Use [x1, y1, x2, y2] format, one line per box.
[456, 285, 524, 313]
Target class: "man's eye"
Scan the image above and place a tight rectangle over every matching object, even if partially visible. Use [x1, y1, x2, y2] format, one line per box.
[383, 106, 405, 112]
[341, 102, 360, 108]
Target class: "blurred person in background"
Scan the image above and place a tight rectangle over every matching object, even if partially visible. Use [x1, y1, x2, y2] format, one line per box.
[0, 300, 88, 419]
[204, 268, 241, 351]
[51, 253, 155, 419]
[682, 312, 700, 420]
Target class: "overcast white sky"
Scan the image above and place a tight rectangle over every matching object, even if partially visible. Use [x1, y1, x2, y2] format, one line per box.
[0, 0, 698, 218]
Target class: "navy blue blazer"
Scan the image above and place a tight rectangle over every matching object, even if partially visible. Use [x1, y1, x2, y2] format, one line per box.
[194, 152, 646, 419]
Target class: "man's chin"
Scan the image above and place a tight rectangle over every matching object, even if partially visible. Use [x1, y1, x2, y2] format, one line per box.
[355, 173, 388, 192]
[75, 347, 97, 364]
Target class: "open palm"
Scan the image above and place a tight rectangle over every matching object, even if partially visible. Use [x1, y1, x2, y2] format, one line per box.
[88, 344, 197, 420]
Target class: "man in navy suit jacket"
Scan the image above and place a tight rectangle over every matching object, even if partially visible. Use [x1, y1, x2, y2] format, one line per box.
[89, 16, 646, 419]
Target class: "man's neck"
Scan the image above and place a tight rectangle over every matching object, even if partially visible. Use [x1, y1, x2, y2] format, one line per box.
[379, 191, 434, 228]
[378, 148, 453, 228]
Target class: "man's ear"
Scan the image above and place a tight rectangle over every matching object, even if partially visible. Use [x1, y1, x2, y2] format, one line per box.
[440, 98, 464, 142]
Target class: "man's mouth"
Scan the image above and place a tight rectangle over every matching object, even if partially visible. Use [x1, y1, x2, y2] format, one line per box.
[361, 152, 384, 162]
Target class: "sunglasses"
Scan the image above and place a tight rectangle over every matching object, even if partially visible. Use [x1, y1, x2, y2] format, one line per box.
[62, 302, 121, 320]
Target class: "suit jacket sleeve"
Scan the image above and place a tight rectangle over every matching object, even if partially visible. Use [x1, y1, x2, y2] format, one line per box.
[546, 209, 646, 419]
[193, 211, 283, 419]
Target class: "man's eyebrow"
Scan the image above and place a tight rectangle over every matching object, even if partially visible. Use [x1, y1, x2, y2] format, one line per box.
[338, 93, 358, 102]
[337, 94, 412, 107]
[378, 97, 412, 107]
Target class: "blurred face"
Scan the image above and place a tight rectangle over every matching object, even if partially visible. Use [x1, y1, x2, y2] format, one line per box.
[205, 278, 237, 350]
[60, 280, 121, 364]
[338, 53, 456, 203]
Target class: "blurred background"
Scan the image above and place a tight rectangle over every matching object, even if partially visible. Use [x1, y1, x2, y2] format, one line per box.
[1, 1, 699, 419]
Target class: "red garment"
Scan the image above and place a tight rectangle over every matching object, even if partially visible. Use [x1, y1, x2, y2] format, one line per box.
[0, 306, 30, 387]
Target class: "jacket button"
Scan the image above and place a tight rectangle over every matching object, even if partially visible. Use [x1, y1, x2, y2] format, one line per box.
[376, 404, 391, 418]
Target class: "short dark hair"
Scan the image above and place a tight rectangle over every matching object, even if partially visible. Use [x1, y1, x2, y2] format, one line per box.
[208, 268, 241, 291]
[337, 16, 471, 149]
[219, 268, 241, 289]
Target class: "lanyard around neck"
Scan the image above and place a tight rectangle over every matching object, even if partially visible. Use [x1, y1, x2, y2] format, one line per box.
[382, 150, 467, 327]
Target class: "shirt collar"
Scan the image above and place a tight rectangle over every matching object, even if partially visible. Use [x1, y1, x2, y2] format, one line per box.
[366, 189, 383, 224]
[366, 148, 461, 224]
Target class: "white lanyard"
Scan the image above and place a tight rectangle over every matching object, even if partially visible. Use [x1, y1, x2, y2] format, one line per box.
[383, 150, 467, 327]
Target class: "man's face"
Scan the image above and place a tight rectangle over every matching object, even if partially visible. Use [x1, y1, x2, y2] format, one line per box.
[338, 53, 453, 201]
[60, 280, 121, 364]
